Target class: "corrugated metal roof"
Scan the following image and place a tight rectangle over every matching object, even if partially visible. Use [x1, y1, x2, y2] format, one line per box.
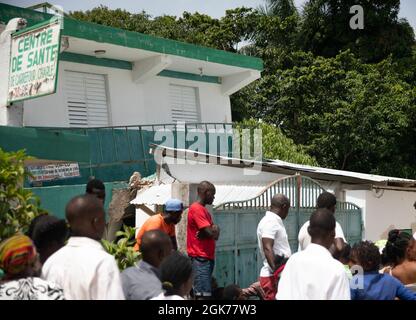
[151, 145, 416, 187]
[131, 183, 266, 206]
[267, 159, 416, 184]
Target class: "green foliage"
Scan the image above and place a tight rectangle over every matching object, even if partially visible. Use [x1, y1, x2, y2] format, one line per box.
[0, 149, 45, 242]
[101, 225, 141, 271]
[235, 51, 416, 177]
[235, 119, 318, 165]
[299, 0, 415, 63]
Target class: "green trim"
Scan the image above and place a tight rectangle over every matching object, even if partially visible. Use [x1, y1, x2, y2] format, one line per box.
[0, 3, 263, 71]
[7, 18, 61, 104]
[59, 52, 221, 83]
[60, 52, 133, 70]
[158, 70, 221, 84]
[12, 16, 58, 37]
[53, 19, 62, 101]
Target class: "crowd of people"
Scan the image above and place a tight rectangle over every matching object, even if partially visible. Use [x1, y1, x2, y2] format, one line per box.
[0, 178, 415, 300]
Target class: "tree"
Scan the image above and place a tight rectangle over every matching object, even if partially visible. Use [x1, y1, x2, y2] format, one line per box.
[0, 149, 45, 242]
[259, 0, 298, 19]
[234, 50, 416, 177]
[235, 119, 318, 165]
[299, 0, 415, 62]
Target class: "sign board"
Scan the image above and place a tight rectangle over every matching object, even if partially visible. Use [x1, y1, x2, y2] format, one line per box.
[8, 18, 61, 103]
[27, 162, 80, 182]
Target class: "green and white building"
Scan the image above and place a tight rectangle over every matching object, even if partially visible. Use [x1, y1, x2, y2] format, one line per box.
[0, 3, 262, 127]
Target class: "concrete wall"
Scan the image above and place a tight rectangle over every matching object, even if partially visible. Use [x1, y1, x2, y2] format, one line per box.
[23, 61, 232, 127]
[362, 189, 416, 241]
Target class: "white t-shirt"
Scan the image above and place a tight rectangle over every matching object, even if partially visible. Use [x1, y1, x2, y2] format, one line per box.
[151, 292, 185, 300]
[277, 243, 350, 300]
[257, 211, 291, 277]
[42, 237, 125, 300]
[298, 220, 346, 252]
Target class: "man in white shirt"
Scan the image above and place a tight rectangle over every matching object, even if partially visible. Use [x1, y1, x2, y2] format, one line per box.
[257, 194, 291, 300]
[42, 194, 125, 300]
[298, 192, 346, 258]
[277, 208, 350, 300]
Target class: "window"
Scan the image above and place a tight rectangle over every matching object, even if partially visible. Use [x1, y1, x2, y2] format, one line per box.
[65, 71, 110, 127]
[169, 84, 200, 123]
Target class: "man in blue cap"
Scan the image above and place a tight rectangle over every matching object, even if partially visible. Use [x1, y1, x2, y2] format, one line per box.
[134, 199, 183, 251]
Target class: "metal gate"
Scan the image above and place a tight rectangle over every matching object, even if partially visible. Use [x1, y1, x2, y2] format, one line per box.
[212, 174, 362, 288]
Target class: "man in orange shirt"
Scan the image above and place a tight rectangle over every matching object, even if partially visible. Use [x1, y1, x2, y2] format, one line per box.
[134, 199, 183, 251]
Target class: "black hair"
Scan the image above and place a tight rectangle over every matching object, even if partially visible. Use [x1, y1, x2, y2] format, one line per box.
[317, 192, 337, 210]
[27, 213, 48, 238]
[160, 252, 193, 297]
[86, 179, 105, 193]
[222, 284, 242, 300]
[197, 181, 215, 194]
[308, 208, 336, 238]
[381, 229, 411, 266]
[351, 241, 381, 272]
[31, 215, 69, 250]
[338, 243, 351, 263]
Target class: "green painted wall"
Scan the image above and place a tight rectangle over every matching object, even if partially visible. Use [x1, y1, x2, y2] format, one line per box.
[29, 182, 128, 220]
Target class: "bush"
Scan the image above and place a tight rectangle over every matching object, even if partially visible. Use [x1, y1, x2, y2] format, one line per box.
[0, 148, 45, 242]
[102, 225, 141, 271]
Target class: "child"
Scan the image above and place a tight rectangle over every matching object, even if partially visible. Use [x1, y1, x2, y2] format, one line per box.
[350, 241, 416, 300]
[151, 252, 193, 300]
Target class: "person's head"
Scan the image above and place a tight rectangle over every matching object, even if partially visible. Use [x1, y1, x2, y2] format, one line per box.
[163, 199, 183, 225]
[317, 192, 337, 213]
[197, 181, 216, 206]
[65, 194, 106, 241]
[0, 234, 39, 281]
[350, 241, 381, 272]
[270, 194, 290, 219]
[27, 213, 48, 239]
[223, 284, 246, 300]
[86, 179, 106, 204]
[381, 229, 411, 267]
[307, 208, 336, 249]
[338, 243, 351, 265]
[140, 230, 173, 268]
[30, 215, 69, 264]
[160, 251, 193, 298]
[406, 234, 416, 262]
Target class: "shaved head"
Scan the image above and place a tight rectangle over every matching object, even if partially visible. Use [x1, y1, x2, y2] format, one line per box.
[197, 181, 215, 194]
[66, 194, 105, 240]
[270, 194, 290, 220]
[197, 181, 216, 206]
[140, 230, 172, 267]
[308, 208, 336, 249]
[271, 194, 290, 209]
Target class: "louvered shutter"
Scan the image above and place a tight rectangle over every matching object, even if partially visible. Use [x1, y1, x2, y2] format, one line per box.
[169, 84, 200, 123]
[65, 71, 109, 127]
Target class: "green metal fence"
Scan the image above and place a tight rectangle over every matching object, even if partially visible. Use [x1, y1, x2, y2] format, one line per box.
[212, 174, 363, 288]
[28, 123, 235, 185]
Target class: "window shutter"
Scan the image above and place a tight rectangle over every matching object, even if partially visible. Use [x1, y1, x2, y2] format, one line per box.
[65, 71, 109, 127]
[169, 84, 199, 123]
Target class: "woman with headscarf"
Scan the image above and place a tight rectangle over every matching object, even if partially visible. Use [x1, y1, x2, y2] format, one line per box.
[0, 234, 64, 300]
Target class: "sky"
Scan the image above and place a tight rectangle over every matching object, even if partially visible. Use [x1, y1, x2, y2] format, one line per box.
[4, 0, 416, 31]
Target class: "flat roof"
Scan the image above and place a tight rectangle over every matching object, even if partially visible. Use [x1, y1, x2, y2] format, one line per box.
[0, 3, 263, 71]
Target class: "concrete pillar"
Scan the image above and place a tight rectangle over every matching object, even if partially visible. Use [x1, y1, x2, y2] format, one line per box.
[0, 18, 26, 126]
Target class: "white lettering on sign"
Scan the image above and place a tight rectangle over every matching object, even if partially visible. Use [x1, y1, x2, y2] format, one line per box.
[27, 163, 80, 182]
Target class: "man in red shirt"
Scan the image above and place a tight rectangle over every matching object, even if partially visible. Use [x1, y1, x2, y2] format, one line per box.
[187, 181, 220, 299]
